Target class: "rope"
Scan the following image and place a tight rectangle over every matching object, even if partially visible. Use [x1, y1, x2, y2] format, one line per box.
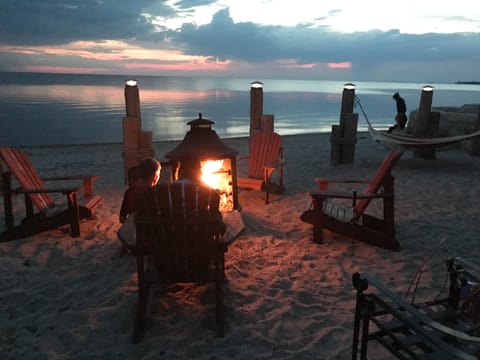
[354, 95, 380, 142]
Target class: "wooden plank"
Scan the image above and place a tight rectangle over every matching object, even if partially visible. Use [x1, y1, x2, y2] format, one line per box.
[138, 130, 153, 149]
[261, 114, 274, 132]
[341, 113, 358, 164]
[330, 124, 343, 165]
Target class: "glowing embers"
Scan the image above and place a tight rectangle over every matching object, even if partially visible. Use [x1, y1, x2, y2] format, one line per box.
[200, 159, 234, 212]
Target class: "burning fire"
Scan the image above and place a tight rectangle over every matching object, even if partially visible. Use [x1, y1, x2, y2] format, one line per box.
[200, 159, 233, 211]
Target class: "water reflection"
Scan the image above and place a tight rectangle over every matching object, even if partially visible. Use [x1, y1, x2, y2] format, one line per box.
[0, 72, 479, 147]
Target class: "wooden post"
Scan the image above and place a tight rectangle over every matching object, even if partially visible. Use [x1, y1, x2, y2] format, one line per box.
[470, 112, 480, 157]
[330, 83, 358, 165]
[122, 116, 140, 182]
[340, 83, 356, 128]
[330, 125, 342, 165]
[249, 81, 263, 136]
[413, 111, 440, 159]
[342, 113, 358, 164]
[122, 80, 156, 184]
[125, 80, 141, 118]
[413, 85, 434, 136]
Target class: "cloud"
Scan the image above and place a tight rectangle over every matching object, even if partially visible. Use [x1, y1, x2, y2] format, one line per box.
[0, 2, 479, 81]
[0, 0, 163, 45]
[169, 9, 480, 74]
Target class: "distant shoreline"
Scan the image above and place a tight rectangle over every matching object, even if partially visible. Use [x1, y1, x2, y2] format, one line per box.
[455, 81, 480, 85]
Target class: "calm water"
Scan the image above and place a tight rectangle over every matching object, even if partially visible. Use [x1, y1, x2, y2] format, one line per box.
[0, 72, 479, 147]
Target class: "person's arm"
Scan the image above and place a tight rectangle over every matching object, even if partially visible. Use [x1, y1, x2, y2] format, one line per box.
[119, 189, 131, 223]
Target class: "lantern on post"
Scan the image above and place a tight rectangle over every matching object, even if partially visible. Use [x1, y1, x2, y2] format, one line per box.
[249, 81, 264, 137]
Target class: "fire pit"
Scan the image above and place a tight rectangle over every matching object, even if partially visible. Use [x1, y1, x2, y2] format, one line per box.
[165, 114, 239, 212]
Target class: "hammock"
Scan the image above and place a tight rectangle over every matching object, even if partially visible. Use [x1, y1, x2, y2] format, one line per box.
[355, 96, 480, 148]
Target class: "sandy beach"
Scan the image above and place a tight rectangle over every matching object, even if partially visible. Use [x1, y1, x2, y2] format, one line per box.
[1, 132, 480, 359]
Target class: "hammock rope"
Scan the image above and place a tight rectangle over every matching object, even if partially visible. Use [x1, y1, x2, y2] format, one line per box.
[354, 95, 480, 148]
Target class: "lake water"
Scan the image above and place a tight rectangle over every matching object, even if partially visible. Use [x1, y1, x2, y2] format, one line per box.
[0, 72, 479, 147]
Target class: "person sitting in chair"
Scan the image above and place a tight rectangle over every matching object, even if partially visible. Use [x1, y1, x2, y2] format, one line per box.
[388, 92, 407, 133]
[117, 157, 161, 251]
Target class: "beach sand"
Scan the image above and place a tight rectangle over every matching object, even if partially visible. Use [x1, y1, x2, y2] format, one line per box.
[1, 133, 480, 359]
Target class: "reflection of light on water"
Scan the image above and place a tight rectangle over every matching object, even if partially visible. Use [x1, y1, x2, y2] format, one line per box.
[2, 73, 480, 146]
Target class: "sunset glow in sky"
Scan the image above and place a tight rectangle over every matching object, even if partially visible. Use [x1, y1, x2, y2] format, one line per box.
[0, 0, 479, 82]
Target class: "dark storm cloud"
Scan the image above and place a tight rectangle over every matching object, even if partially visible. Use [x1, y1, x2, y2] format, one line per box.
[171, 9, 480, 67]
[0, 0, 169, 45]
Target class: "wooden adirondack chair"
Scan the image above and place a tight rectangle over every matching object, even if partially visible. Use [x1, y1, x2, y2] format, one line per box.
[0, 147, 103, 241]
[300, 149, 404, 251]
[237, 131, 285, 204]
[133, 182, 228, 343]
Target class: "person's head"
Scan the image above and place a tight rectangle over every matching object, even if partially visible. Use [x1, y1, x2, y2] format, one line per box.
[393, 92, 400, 99]
[138, 157, 161, 186]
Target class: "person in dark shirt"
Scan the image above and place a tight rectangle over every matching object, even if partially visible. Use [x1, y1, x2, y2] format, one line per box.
[388, 92, 408, 133]
[117, 157, 161, 250]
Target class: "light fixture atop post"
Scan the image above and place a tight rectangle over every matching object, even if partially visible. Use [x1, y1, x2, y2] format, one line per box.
[125, 79, 138, 87]
[343, 82, 356, 91]
[422, 84, 434, 92]
[250, 80, 263, 89]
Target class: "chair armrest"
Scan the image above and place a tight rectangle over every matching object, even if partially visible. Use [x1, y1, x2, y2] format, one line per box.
[314, 177, 369, 190]
[309, 191, 390, 200]
[13, 186, 81, 195]
[42, 175, 99, 196]
[42, 175, 100, 181]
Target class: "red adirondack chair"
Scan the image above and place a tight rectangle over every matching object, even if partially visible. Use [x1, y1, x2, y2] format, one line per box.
[0, 147, 103, 241]
[237, 131, 285, 204]
[301, 149, 404, 251]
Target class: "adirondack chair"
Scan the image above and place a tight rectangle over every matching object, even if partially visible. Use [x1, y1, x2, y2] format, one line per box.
[237, 131, 285, 204]
[352, 258, 480, 359]
[300, 149, 404, 251]
[133, 182, 228, 343]
[0, 147, 103, 241]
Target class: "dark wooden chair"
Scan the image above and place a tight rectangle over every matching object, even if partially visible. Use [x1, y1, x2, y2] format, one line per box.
[352, 258, 480, 359]
[133, 182, 228, 344]
[237, 131, 285, 204]
[300, 149, 404, 251]
[0, 147, 103, 241]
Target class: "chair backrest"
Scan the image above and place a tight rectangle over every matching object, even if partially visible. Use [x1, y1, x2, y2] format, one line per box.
[135, 182, 225, 282]
[354, 149, 404, 216]
[248, 131, 283, 179]
[0, 147, 56, 211]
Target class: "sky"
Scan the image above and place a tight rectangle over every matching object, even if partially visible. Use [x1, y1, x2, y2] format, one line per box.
[0, 0, 479, 82]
